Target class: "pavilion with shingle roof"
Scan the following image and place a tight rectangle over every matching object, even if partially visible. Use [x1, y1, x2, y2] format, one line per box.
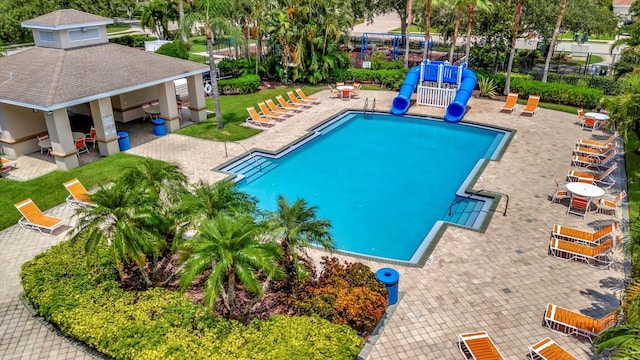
[0, 9, 209, 170]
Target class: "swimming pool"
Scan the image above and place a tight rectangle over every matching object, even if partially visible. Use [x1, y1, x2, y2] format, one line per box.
[220, 111, 510, 265]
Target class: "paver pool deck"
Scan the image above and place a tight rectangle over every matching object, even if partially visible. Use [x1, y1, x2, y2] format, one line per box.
[0, 89, 627, 359]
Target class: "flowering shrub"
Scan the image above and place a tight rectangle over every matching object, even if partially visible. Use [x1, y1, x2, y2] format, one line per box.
[293, 257, 388, 335]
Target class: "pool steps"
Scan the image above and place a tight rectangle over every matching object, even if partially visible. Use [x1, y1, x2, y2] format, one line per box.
[222, 156, 278, 183]
[443, 197, 485, 228]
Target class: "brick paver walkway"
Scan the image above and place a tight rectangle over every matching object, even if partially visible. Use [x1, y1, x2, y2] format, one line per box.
[0, 90, 626, 359]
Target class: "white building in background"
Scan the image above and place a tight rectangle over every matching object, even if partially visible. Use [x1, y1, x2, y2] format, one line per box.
[613, 0, 634, 19]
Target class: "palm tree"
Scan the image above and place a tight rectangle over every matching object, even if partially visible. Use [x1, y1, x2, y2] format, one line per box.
[422, 0, 432, 60]
[179, 213, 282, 318]
[139, 0, 180, 40]
[120, 158, 187, 204]
[541, 0, 567, 82]
[182, 179, 257, 230]
[404, 0, 414, 68]
[448, 0, 464, 63]
[602, 73, 640, 140]
[71, 183, 163, 287]
[463, 0, 492, 62]
[186, 0, 243, 129]
[504, 0, 523, 95]
[265, 196, 334, 286]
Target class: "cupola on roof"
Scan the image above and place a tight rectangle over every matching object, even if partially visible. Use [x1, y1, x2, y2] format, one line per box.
[21, 9, 113, 30]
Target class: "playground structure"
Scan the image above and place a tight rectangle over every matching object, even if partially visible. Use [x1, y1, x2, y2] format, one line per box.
[390, 60, 477, 123]
[358, 32, 434, 61]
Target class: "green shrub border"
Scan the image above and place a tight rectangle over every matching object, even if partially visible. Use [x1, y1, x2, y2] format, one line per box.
[20, 240, 363, 359]
[218, 74, 261, 94]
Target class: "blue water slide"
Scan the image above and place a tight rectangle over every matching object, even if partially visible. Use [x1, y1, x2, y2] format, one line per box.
[390, 66, 421, 115]
[443, 69, 477, 123]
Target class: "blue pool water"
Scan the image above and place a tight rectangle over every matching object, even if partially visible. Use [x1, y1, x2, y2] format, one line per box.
[224, 112, 507, 263]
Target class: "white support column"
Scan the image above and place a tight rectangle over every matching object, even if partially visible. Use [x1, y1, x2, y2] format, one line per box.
[437, 64, 444, 88]
[45, 109, 79, 170]
[157, 81, 181, 132]
[187, 73, 207, 122]
[90, 97, 120, 156]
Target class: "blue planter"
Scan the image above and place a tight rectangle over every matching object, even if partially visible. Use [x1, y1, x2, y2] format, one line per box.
[117, 132, 130, 151]
[151, 118, 166, 136]
[376, 267, 400, 305]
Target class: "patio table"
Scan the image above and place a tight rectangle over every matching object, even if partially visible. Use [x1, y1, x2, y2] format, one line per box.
[566, 182, 604, 199]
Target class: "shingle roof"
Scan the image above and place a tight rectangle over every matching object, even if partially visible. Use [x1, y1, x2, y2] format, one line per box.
[613, 0, 633, 6]
[21, 9, 112, 30]
[0, 44, 209, 110]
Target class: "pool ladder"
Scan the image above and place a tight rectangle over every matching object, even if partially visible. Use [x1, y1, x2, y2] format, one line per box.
[223, 141, 262, 172]
[363, 97, 376, 117]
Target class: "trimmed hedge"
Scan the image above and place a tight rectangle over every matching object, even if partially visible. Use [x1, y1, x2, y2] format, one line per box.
[218, 74, 261, 94]
[333, 69, 408, 91]
[482, 72, 604, 109]
[109, 35, 158, 48]
[20, 240, 362, 359]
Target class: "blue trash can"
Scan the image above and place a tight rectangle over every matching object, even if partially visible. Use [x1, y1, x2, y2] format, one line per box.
[151, 118, 166, 136]
[117, 131, 130, 151]
[376, 267, 400, 305]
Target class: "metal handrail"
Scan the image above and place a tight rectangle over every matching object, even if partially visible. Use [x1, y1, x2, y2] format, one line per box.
[448, 189, 509, 217]
[224, 141, 262, 172]
[449, 189, 485, 216]
[363, 98, 369, 113]
[371, 98, 376, 112]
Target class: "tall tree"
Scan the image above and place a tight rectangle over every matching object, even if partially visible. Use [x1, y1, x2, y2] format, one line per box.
[179, 213, 282, 318]
[422, 0, 432, 60]
[186, 0, 242, 129]
[448, 0, 464, 63]
[504, 0, 523, 95]
[540, 0, 565, 82]
[265, 196, 334, 287]
[463, 0, 492, 62]
[405, 0, 414, 68]
[139, 0, 180, 40]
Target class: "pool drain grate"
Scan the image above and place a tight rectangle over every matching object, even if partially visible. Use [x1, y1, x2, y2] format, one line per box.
[502, 288, 511, 294]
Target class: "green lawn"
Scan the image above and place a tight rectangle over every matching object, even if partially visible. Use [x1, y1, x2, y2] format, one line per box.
[177, 86, 324, 141]
[106, 24, 132, 34]
[0, 153, 149, 230]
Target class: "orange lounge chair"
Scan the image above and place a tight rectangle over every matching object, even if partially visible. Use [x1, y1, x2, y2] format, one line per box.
[551, 222, 621, 247]
[573, 143, 617, 160]
[276, 95, 303, 112]
[266, 99, 293, 115]
[258, 102, 288, 120]
[543, 304, 617, 342]
[570, 150, 617, 171]
[295, 88, 320, 104]
[286, 91, 314, 108]
[63, 178, 95, 207]
[500, 92, 518, 113]
[14, 198, 67, 235]
[548, 237, 614, 268]
[595, 190, 626, 217]
[457, 331, 505, 360]
[566, 162, 617, 188]
[520, 95, 540, 116]
[246, 107, 276, 128]
[1, 158, 16, 173]
[528, 337, 577, 360]
[576, 132, 621, 150]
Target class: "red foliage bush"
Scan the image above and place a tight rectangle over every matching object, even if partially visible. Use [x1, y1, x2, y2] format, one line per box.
[292, 257, 388, 335]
